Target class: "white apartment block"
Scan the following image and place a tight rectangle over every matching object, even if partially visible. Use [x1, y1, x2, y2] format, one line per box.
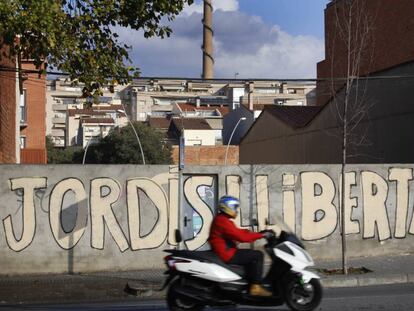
[46, 78, 128, 147]
[46, 78, 316, 149]
[120, 78, 316, 121]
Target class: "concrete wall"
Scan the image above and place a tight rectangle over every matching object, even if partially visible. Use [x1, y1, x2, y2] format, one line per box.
[0, 164, 413, 275]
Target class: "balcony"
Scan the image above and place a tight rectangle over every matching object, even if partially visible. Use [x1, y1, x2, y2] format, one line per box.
[51, 129, 65, 137]
[52, 117, 66, 124]
[53, 140, 65, 147]
[52, 104, 67, 111]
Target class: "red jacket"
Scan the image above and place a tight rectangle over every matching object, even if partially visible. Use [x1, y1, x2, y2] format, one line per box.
[208, 213, 263, 262]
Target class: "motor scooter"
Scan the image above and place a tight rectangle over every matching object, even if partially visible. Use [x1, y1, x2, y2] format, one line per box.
[162, 225, 322, 311]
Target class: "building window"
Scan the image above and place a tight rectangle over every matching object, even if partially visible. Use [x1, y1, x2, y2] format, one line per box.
[20, 89, 27, 123]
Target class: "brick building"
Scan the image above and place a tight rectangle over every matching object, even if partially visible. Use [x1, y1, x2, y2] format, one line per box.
[317, 0, 414, 105]
[0, 45, 17, 163]
[0, 52, 47, 164]
[19, 61, 47, 163]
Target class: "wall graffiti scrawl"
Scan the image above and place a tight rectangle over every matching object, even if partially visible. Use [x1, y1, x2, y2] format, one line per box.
[2, 166, 414, 256]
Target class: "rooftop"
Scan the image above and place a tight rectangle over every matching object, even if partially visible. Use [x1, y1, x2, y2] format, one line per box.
[81, 118, 115, 124]
[171, 118, 212, 131]
[148, 117, 171, 129]
[178, 103, 229, 116]
[264, 105, 323, 128]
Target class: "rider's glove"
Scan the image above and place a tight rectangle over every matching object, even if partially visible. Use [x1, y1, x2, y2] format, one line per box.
[261, 231, 273, 239]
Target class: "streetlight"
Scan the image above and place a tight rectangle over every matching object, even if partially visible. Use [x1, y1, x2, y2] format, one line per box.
[224, 117, 246, 165]
[117, 109, 146, 165]
[82, 135, 99, 165]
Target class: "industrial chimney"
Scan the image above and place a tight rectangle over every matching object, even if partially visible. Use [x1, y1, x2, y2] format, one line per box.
[202, 0, 214, 79]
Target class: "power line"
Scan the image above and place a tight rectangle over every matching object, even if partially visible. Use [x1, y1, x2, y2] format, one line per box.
[1, 65, 414, 82]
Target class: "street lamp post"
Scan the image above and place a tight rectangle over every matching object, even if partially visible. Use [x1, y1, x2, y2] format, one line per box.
[224, 117, 246, 165]
[117, 109, 146, 165]
[82, 135, 99, 165]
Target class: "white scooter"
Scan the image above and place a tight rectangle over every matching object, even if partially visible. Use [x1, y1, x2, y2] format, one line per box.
[162, 226, 322, 311]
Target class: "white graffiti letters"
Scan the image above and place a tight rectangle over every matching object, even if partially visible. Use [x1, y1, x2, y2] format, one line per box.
[183, 176, 214, 250]
[127, 178, 168, 250]
[301, 172, 338, 241]
[90, 178, 129, 252]
[340, 172, 360, 234]
[3, 167, 414, 254]
[49, 178, 88, 249]
[282, 174, 296, 232]
[3, 178, 47, 251]
[361, 171, 391, 241]
[389, 168, 413, 238]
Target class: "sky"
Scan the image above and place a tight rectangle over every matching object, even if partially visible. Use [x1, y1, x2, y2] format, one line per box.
[117, 0, 330, 79]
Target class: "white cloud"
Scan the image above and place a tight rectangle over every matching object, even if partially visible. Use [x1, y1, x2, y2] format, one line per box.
[183, 0, 239, 15]
[117, 4, 324, 78]
[214, 0, 239, 12]
[215, 26, 325, 78]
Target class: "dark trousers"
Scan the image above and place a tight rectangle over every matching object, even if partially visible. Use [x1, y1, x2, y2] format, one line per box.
[228, 249, 264, 284]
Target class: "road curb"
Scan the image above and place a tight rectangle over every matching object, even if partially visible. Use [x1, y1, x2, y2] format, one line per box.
[322, 273, 412, 288]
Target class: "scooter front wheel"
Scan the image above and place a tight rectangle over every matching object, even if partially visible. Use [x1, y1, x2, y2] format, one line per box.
[285, 278, 322, 311]
[167, 279, 205, 311]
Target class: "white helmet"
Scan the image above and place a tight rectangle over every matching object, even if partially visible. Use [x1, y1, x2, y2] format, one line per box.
[218, 195, 240, 218]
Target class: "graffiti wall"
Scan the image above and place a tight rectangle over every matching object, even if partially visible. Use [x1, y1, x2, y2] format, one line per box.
[0, 164, 413, 275]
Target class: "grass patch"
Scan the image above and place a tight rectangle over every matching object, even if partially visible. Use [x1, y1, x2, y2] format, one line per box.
[316, 266, 372, 275]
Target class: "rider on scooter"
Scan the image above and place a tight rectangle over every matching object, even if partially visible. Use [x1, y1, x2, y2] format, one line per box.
[208, 195, 273, 297]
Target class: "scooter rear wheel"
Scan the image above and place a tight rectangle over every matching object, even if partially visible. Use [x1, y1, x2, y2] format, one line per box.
[285, 278, 322, 311]
[167, 279, 205, 311]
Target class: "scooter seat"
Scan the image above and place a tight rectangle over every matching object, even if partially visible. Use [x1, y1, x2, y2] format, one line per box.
[166, 250, 246, 277]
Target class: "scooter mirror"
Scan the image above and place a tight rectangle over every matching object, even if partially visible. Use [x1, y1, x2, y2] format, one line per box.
[175, 229, 183, 243]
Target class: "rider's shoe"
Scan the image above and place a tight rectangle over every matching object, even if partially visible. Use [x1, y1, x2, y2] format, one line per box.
[249, 284, 272, 297]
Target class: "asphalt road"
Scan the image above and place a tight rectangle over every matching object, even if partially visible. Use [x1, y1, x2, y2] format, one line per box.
[2, 283, 414, 311]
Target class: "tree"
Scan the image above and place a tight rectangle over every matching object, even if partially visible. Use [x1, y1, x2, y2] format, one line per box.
[0, 0, 193, 95]
[75, 122, 172, 164]
[327, 0, 375, 274]
[46, 135, 82, 163]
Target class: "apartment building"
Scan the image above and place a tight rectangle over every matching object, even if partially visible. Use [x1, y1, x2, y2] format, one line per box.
[122, 79, 316, 123]
[120, 78, 315, 146]
[66, 107, 128, 147]
[47, 78, 128, 147]
[241, 81, 317, 108]
[79, 117, 116, 148]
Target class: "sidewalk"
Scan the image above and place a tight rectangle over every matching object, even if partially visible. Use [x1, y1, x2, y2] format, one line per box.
[0, 253, 413, 306]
